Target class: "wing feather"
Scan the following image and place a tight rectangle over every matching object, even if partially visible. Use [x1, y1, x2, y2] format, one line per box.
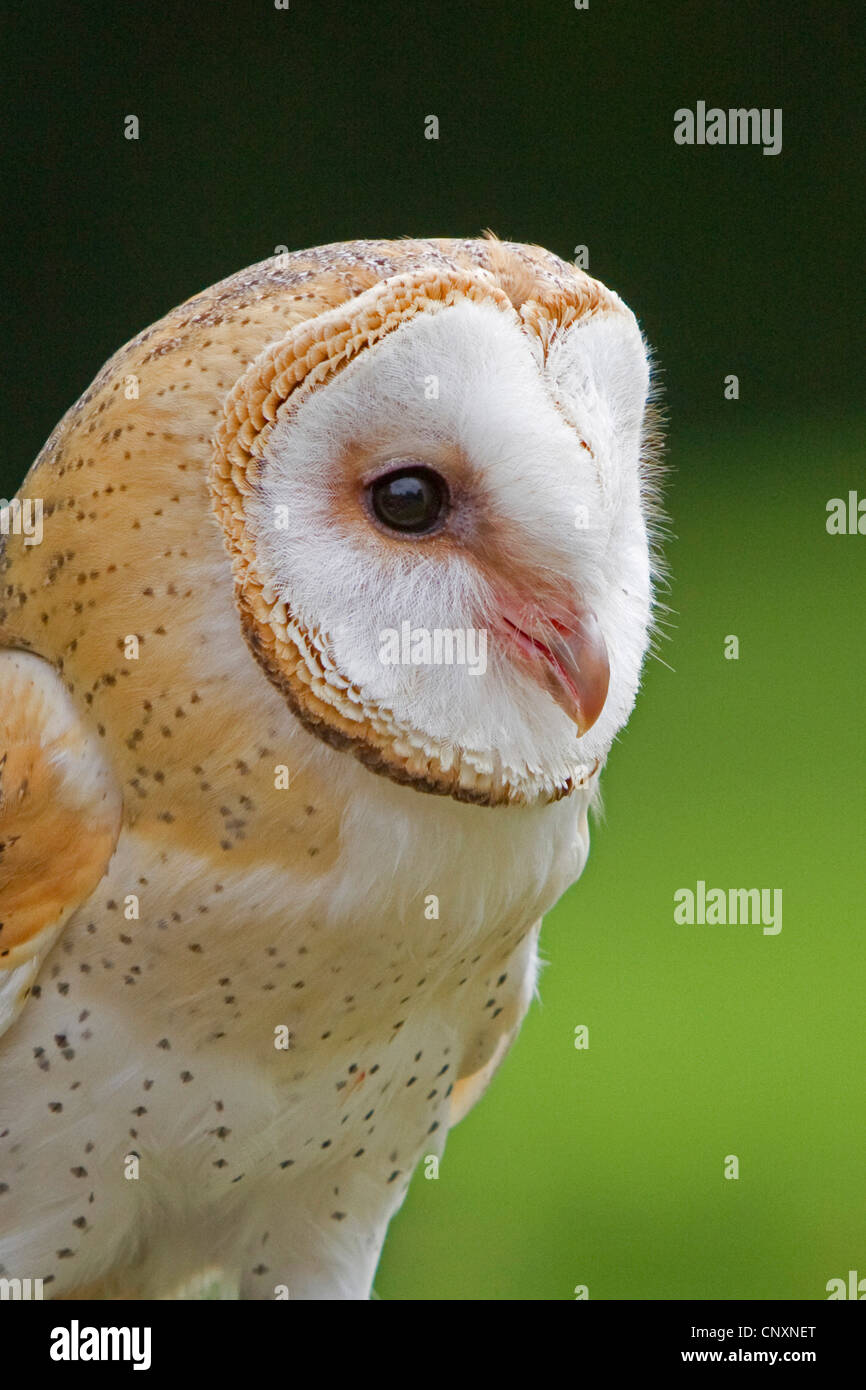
[449, 921, 542, 1127]
[0, 649, 122, 1037]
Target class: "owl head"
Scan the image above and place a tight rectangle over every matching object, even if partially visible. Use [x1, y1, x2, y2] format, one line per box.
[209, 241, 659, 808]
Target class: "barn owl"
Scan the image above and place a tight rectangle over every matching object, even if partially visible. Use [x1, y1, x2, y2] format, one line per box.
[0, 236, 659, 1300]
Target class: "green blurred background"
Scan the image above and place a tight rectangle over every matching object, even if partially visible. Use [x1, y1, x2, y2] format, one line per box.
[2, 0, 863, 1299]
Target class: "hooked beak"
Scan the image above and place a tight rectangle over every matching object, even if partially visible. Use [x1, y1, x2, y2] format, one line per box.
[499, 606, 610, 737]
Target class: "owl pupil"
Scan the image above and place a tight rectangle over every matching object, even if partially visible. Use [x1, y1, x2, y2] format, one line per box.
[369, 467, 448, 535]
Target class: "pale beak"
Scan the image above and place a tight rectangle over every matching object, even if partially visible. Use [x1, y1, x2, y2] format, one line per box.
[499, 606, 610, 736]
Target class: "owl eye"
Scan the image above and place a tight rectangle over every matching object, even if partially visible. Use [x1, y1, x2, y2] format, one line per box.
[368, 466, 449, 535]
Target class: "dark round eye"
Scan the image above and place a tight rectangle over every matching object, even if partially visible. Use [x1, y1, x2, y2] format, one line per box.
[368, 466, 449, 535]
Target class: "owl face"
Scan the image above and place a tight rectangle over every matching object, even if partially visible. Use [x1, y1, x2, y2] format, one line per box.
[211, 263, 655, 806]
